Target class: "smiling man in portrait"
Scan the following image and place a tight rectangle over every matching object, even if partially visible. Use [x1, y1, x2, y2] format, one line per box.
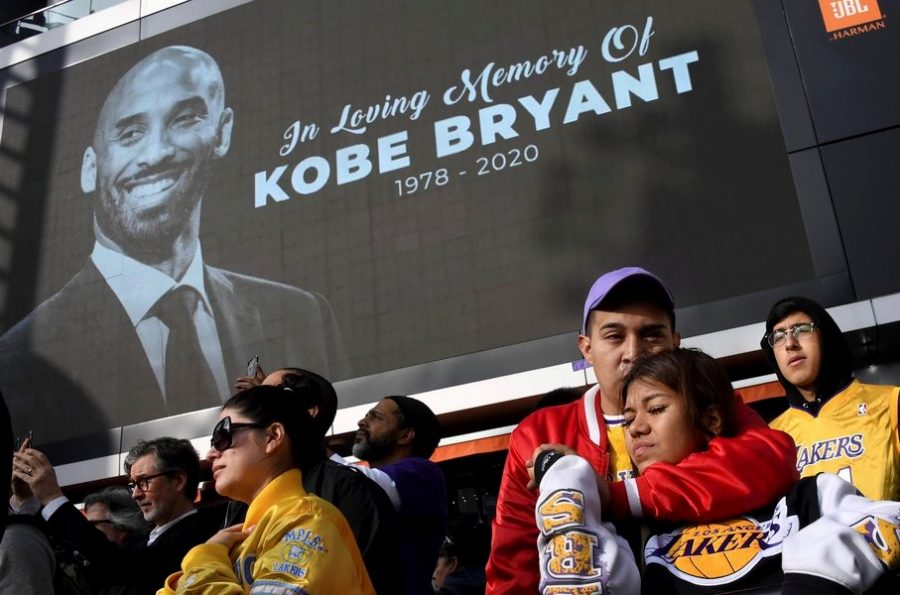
[0, 46, 345, 440]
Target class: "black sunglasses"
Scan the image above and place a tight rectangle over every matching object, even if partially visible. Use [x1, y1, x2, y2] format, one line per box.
[211, 416, 267, 452]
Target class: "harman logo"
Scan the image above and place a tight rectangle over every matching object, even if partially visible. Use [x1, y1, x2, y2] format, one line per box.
[644, 515, 799, 586]
[819, 0, 887, 40]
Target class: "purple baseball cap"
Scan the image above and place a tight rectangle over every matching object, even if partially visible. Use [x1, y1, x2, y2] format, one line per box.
[581, 267, 675, 334]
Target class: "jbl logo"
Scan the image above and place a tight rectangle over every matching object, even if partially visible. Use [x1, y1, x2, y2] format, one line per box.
[819, 0, 882, 32]
[832, 0, 869, 18]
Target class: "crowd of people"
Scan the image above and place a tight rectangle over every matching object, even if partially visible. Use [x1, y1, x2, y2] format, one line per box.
[1, 263, 899, 595]
[2, 367, 449, 594]
[4, 36, 898, 595]
[488, 267, 900, 594]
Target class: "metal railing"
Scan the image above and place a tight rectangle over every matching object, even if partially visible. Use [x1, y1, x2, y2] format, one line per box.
[0, 0, 127, 48]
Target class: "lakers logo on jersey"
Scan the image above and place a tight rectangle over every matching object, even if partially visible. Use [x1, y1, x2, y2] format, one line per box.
[645, 515, 798, 586]
[795, 433, 864, 473]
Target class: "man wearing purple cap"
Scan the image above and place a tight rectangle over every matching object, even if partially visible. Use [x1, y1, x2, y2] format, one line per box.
[486, 267, 799, 594]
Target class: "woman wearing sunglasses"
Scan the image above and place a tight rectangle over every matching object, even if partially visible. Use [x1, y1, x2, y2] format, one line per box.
[160, 385, 374, 594]
[531, 349, 900, 593]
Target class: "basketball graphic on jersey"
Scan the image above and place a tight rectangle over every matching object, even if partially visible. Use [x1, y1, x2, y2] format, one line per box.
[645, 516, 794, 586]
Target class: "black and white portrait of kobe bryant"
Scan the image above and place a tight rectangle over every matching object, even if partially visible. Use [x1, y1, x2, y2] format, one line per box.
[0, 46, 347, 441]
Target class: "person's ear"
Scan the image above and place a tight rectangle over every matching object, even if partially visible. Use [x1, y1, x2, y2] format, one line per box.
[577, 334, 593, 364]
[702, 406, 723, 437]
[81, 146, 97, 193]
[397, 426, 415, 449]
[265, 422, 286, 454]
[672, 331, 681, 349]
[213, 107, 234, 158]
[447, 556, 459, 573]
[307, 405, 320, 420]
[170, 470, 187, 494]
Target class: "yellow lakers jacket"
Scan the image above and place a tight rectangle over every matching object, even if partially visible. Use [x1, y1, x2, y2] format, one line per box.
[158, 469, 375, 595]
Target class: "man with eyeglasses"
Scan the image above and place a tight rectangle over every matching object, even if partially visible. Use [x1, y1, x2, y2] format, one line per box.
[761, 296, 900, 500]
[11, 436, 217, 594]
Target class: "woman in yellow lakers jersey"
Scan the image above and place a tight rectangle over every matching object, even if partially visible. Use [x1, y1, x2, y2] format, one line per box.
[159, 385, 374, 594]
[762, 296, 900, 501]
[532, 349, 900, 594]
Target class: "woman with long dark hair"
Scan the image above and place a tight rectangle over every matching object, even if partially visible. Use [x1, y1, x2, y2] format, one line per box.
[160, 384, 374, 594]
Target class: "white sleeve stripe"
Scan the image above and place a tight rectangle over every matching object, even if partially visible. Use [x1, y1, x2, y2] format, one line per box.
[624, 478, 642, 518]
[583, 385, 601, 446]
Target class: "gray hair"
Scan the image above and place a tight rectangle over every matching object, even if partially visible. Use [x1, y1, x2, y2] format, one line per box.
[83, 486, 151, 538]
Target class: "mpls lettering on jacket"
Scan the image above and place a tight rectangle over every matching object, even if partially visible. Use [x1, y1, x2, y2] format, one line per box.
[486, 385, 799, 594]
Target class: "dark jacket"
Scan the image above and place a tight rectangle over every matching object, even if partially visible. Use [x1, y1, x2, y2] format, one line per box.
[437, 566, 487, 595]
[0, 261, 347, 444]
[47, 503, 218, 595]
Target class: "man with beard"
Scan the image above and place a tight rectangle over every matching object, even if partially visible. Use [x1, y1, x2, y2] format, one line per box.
[0, 46, 345, 440]
[339, 396, 448, 595]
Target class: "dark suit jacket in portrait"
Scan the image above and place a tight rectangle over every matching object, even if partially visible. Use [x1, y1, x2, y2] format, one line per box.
[46, 502, 218, 595]
[0, 260, 347, 442]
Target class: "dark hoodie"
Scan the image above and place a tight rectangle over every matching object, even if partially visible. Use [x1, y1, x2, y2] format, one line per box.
[760, 296, 853, 416]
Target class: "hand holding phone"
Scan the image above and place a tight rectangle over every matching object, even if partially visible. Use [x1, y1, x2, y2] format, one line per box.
[234, 356, 265, 392]
[14, 430, 33, 451]
[247, 355, 260, 377]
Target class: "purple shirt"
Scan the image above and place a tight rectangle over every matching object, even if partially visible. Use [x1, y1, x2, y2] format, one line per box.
[382, 457, 448, 595]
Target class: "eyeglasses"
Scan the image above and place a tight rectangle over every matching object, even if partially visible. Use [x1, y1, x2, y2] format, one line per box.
[210, 416, 267, 452]
[126, 471, 172, 493]
[765, 322, 817, 347]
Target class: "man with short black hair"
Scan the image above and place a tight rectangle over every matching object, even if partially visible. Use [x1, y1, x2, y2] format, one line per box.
[342, 395, 448, 595]
[12, 436, 216, 594]
[487, 267, 799, 594]
[0, 45, 345, 443]
[762, 296, 900, 500]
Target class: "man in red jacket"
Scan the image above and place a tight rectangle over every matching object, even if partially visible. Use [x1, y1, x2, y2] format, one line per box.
[486, 267, 799, 593]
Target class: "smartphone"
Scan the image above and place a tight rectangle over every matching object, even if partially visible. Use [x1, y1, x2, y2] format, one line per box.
[15, 430, 33, 450]
[247, 355, 260, 377]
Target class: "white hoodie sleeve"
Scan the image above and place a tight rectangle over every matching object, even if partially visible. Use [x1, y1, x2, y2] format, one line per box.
[328, 452, 402, 510]
[535, 454, 640, 595]
[782, 473, 900, 593]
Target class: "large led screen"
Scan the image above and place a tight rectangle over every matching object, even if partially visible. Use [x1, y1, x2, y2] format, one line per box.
[0, 0, 813, 443]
